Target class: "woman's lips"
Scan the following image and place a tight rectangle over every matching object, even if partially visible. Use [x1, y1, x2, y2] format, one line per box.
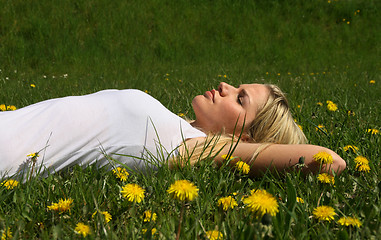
[204, 89, 215, 102]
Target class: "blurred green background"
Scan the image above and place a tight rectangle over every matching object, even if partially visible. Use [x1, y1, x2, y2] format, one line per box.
[1, 0, 380, 130]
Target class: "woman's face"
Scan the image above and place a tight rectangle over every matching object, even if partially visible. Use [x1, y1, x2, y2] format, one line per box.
[192, 82, 270, 134]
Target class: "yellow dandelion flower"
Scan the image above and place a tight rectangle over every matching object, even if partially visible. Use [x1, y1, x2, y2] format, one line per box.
[142, 228, 157, 236]
[218, 196, 238, 211]
[354, 156, 368, 166]
[1, 227, 12, 240]
[112, 167, 129, 181]
[6, 105, 16, 111]
[56, 198, 73, 212]
[167, 179, 199, 201]
[243, 189, 279, 217]
[317, 102, 323, 106]
[369, 80, 375, 84]
[347, 110, 355, 116]
[205, 230, 223, 240]
[74, 222, 91, 237]
[0, 104, 6, 111]
[313, 152, 334, 164]
[221, 154, 234, 161]
[315, 124, 326, 132]
[354, 156, 370, 172]
[298, 124, 303, 131]
[296, 197, 304, 204]
[178, 113, 185, 117]
[1, 179, 19, 190]
[313, 205, 336, 222]
[142, 210, 157, 222]
[92, 211, 112, 223]
[326, 100, 338, 111]
[30, 84, 36, 88]
[121, 183, 145, 203]
[47, 203, 60, 211]
[27, 152, 39, 158]
[357, 164, 370, 172]
[235, 161, 250, 174]
[343, 145, 358, 152]
[338, 216, 362, 228]
[102, 211, 112, 223]
[367, 128, 379, 135]
[317, 173, 335, 185]
[47, 198, 73, 213]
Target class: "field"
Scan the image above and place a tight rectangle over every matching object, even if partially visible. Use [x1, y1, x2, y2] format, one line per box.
[0, 0, 380, 239]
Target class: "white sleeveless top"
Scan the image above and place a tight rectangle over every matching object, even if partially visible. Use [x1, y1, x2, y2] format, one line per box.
[0, 89, 206, 178]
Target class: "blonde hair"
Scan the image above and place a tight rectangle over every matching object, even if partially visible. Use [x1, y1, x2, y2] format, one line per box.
[174, 83, 307, 167]
[248, 84, 307, 145]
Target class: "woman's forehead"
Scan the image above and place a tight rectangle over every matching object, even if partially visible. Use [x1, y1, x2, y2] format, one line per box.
[239, 83, 269, 95]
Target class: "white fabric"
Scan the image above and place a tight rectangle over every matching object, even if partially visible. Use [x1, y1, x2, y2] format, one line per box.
[0, 89, 206, 178]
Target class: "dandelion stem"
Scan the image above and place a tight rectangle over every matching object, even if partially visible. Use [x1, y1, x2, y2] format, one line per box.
[317, 191, 324, 207]
[176, 203, 185, 240]
[29, 155, 37, 181]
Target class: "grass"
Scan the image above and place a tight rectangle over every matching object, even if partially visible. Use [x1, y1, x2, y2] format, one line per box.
[0, 0, 380, 239]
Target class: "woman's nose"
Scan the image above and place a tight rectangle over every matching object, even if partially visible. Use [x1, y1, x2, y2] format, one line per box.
[218, 82, 234, 96]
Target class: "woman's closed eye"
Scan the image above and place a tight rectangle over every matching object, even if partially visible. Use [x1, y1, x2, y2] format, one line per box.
[237, 94, 243, 105]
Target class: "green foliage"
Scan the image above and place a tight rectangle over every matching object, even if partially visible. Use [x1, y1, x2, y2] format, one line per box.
[0, 0, 380, 239]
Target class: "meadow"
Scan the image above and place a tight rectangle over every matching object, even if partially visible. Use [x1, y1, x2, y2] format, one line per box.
[0, 0, 380, 239]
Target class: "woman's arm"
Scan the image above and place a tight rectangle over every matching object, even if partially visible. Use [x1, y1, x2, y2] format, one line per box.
[182, 137, 346, 177]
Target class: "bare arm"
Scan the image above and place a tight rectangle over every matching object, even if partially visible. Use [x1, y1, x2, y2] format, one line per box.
[182, 137, 347, 177]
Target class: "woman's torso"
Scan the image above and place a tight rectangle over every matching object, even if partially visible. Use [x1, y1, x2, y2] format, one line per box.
[0, 89, 205, 178]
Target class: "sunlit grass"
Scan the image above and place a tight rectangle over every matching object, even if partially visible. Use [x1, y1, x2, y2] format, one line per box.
[1, 0, 380, 239]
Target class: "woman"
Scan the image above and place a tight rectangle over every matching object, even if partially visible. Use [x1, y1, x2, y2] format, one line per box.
[183, 82, 346, 176]
[0, 82, 346, 179]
